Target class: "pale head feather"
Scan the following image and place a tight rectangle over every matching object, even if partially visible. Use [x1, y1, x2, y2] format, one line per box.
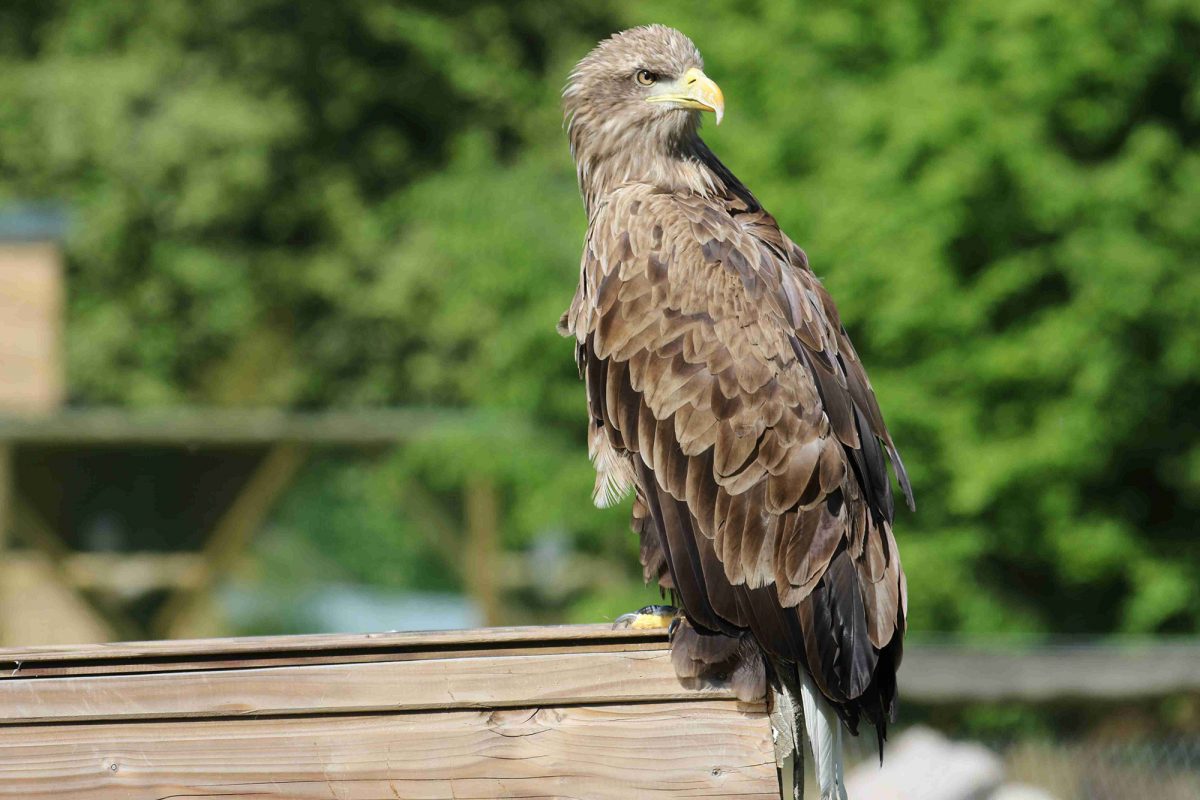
[564, 26, 727, 216]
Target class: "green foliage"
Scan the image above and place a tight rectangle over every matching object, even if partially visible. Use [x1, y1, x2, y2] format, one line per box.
[1, 1, 1198, 635]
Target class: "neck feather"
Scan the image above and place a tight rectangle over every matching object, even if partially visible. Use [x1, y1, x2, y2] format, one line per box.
[571, 119, 757, 218]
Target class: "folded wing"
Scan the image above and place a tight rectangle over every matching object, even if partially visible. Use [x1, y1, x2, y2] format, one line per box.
[562, 185, 911, 735]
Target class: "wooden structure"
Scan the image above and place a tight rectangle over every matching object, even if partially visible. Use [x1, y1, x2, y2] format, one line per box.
[0, 624, 780, 799]
[0, 206, 65, 415]
[0, 622, 1196, 798]
[0, 205, 518, 647]
[0, 408, 509, 645]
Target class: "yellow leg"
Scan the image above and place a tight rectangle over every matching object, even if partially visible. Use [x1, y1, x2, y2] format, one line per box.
[612, 604, 678, 630]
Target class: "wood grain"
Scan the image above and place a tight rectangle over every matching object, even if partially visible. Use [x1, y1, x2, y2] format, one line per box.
[0, 649, 746, 724]
[0, 703, 778, 799]
[0, 626, 778, 796]
[6, 625, 1194, 704]
[0, 638, 668, 679]
[0, 624, 663, 668]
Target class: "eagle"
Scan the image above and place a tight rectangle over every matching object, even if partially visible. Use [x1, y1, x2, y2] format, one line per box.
[558, 25, 912, 799]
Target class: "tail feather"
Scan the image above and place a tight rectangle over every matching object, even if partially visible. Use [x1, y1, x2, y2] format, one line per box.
[768, 661, 803, 800]
[798, 665, 848, 800]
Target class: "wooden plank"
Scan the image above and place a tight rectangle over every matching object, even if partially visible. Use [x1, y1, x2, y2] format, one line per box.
[0, 626, 778, 796]
[0, 649, 745, 724]
[0, 408, 523, 446]
[0, 623, 661, 668]
[5, 624, 1199, 704]
[0, 637, 668, 679]
[0, 702, 778, 799]
[0, 623, 667, 681]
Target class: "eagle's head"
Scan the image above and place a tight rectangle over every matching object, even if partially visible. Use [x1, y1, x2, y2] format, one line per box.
[564, 26, 726, 212]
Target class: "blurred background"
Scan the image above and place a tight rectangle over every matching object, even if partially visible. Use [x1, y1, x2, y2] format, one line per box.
[0, 1, 1197, 797]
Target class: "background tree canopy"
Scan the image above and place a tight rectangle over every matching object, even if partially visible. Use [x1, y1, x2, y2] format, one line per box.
[1, 0, 1197, 637]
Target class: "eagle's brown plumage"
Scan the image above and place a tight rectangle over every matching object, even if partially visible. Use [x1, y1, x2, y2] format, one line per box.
[559, 25, 912, 776]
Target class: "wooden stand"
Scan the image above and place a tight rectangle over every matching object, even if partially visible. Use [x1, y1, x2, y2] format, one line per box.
[0, 624, 779, 798]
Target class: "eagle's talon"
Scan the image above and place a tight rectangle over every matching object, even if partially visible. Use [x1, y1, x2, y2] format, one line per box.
[612, 604, 678, 630]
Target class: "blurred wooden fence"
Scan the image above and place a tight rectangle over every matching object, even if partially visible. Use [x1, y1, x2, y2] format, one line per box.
[901, 638, 1200, 703]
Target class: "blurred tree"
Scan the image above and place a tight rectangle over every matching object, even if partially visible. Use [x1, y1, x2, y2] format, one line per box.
[1, 0, 1197, 636]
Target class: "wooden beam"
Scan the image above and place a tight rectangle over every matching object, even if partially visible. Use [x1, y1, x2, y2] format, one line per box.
[11, 496, 134, 641]
[0, 703, 777, 799]
[150, 444, 308, 639]
[465, 475, 501, 626]
[63, 552, 205, 594]
[0, 444, 9, 645]
[4, 626, 1199, 706]
[0, 624, 778, 798]
[0, 623, 663, 667]
[0, 445, 9, 548]
[0, 648, 747, 725]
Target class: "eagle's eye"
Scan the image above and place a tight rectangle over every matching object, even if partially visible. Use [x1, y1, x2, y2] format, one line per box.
[635, 69, 658, 86]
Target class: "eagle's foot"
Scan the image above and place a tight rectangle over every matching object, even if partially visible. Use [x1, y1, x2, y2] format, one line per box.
[612, 604, 679, 631]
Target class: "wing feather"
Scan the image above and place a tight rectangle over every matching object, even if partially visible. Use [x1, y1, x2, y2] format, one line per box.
[564, 185, 908, 739]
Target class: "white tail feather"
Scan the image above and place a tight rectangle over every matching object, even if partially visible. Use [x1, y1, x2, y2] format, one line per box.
[798, 667, 848, 800]
[589, 426, 635, 508]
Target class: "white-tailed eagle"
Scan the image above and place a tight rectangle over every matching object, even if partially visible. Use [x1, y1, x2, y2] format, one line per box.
[559, 25, 913, 799]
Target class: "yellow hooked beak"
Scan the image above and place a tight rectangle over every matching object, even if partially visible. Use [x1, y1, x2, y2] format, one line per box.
[646, 67, 725, 125]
